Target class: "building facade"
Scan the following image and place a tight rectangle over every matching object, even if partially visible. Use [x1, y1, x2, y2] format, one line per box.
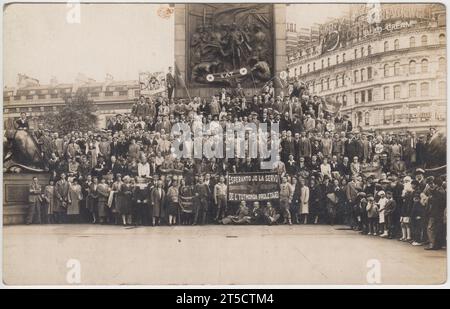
[287, 4, 446, 133]
[3, 79, 165, 129]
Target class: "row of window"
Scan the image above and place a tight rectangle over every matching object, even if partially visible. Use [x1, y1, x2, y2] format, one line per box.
[4, 90, 134, 101]
[16, 88, 72, 97]
[291, 33, 446, 77]
[327, 81, 445, 109]
[308, 66, 373, 93]
[354, 67, 373, 83]
[383, 57, 446, 77]
[354, 107, 445, 127]
[305, 56, 445, 92]
[7, 86, 134, 98]
[354, 89, 373, 105]
[384, 33, 446, 52]
[383, 81, 446, 100]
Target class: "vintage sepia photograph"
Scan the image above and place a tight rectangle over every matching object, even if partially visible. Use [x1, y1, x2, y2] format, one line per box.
[1, 1, 447, 287]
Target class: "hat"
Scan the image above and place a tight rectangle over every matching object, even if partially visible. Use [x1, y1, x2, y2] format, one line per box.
[415, 168, 425, 175]
[378, 190, 386, 196]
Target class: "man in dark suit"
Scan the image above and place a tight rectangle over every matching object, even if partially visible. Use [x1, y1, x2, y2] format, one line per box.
[345, 133, 359, 161]
[55, 173, 70, 223]
[15, 112, 29, 130]
[343, 115, 353, 132]
[149, 156, 159, 175]
[193, 175, 211, 225]
[110, 136, 121, 158]
[425, 177, 446, 250]
[108, 155, 123, 177]
[291, 114, 303, 135]
[166, 66, 176, 100]
[286, 154, 298, 175]
[241, 158, 254, 173]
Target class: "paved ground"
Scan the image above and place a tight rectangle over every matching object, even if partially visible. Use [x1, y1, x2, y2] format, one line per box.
[2, 224, 447, 285]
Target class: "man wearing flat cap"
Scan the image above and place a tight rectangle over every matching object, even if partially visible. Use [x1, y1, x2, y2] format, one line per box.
[415, 168, 426, 192]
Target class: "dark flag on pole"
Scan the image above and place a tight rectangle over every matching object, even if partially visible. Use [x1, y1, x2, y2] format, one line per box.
[175, 63, 192, 101]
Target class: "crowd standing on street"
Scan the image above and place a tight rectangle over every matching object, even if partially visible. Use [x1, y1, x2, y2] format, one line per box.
[20, 70, 446, 251]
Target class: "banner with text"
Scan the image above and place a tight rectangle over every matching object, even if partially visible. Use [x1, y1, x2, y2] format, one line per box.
[228, 172, 280, 202]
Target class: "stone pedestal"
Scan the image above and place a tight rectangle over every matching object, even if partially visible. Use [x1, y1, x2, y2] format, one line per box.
[273, 4, 287, 95]
[174, 4, 188, 98]
[3, 173, 50, 225]
[174, 4, 287, 98]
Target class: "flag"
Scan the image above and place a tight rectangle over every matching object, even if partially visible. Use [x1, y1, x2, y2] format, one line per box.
[174, 63, 186, 89]
[75, 73, 96, 85]
[361, 165, 382, 180]
[322, 96, 342, 115]
[105, 73, 114, 83]
[17, 74, 39, 88]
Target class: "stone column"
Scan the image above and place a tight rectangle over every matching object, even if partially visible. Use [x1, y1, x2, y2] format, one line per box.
[274, 4, 287, 95]
[174, 4, 187, 98]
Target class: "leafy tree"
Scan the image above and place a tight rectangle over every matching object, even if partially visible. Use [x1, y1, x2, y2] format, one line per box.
[41, 91, 98, 134]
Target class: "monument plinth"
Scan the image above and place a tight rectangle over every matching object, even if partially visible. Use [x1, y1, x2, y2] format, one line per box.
[3, 173, 50, 224]
[174, 3, 286, 98]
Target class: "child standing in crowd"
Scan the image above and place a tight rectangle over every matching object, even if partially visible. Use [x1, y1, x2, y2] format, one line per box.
[400, 177, 414, 242]
[366, 195, 379, 235]
[377, 191, 387, 236]
[382, 191, 397, 239]
[411, 191, 425, 246]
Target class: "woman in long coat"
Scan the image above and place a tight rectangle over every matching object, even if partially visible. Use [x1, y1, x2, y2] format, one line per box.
[117, 176, 133, 225]
[298, 178, 310, 224]
[67, 178, 83, 223]
[308, 178, 322, 224]
[110, 174, 123, 224]
[150, 180, 166, 226]
[97, 177, 110, 223]
[327, 178, 341, 226]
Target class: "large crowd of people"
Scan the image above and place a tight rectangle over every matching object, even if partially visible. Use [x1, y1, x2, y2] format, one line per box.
[20, 73, 446, 251]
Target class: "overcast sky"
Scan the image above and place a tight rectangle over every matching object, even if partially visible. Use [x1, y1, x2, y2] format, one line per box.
[3, 3, 350, 87]
[286, 3, 350, 29]
[4, 3, 174, 87]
